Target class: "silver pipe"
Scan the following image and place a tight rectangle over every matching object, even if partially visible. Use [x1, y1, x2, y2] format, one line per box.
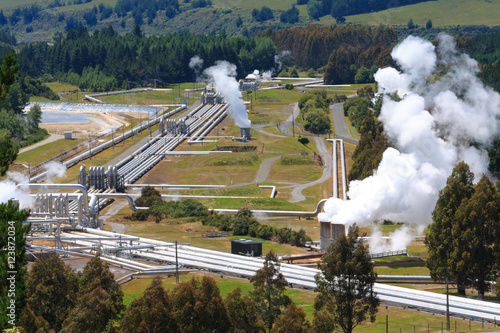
[19, 184, 89, 211]
[212, 199, 327, 217]
[30, 105, 186, 183]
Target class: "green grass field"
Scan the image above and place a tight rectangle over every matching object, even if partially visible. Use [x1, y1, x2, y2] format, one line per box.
[15, 138, 86, 167]
[346, 0, 500, 27]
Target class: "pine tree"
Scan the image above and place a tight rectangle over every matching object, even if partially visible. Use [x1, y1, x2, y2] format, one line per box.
[0, 200, 30, 330]
[121, 277, 178, 333]
[26, 252, 79, 331]
[454, 175, 500, 297]
[250, 251, 291, 331]
[425, 162, 475, 295]
[315, 225, 379, 333]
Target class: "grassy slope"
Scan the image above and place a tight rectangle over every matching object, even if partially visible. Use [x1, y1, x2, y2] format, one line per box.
[346, 0, 500, 27]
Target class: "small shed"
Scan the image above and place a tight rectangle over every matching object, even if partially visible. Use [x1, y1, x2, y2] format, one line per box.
[231, 239, 263, 257]
[64, 131, 73, 140]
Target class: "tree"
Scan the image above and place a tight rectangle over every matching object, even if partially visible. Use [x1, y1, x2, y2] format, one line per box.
[0, 200, 30, 330]
[18, 305, 50, 333]
[354, 66, 370, 84]
[26, 103, 42, 134]
[426, 19, 433, 29]
[78, 254, 124, 316]
[0, 51, 18, 101]
[407, 18, 415, 29]
[171, 276, 231, 332]
[250, 251, 291, 331]
[454, 175, 500, 298]
[0, 138, 17, 176]
[121, 277, 178, 333]
[314, 225, 379, 333]
[425, 162, 475, 295]
[61, 287, 118, 333]
[304, 111, 331, 134]
[271, 303, 311, 333]
[26, 252, 79, 331]
[307, 0, 323, 20]
[225, 287, 264, 332]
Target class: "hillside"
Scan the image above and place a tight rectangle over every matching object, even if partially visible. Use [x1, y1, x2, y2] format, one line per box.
[0, 0, 499, 43]
[344, 0, 500, 27]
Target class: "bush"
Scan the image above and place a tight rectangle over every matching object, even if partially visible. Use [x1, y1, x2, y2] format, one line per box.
[298, 136, 309, 145]
[284, 83, 294, 90]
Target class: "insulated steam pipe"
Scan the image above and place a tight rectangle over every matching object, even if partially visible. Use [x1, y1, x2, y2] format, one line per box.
[212, 199, 327, 217]
[18, 184, 89, 211]
[30, 105, 186, 183]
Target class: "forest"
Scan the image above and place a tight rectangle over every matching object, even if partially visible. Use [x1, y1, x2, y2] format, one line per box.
[260, 25, 397, 76]
[17, 25, 277, 91]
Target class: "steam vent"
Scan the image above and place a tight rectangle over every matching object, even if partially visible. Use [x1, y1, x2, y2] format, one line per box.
[240, 127, 251, 140]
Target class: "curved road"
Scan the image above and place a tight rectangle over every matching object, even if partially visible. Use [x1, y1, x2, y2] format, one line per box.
[289, 137, 332, 203]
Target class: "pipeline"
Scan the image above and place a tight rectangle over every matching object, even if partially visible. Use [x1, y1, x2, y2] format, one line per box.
[89, 193, 148, 212]
[30, 105, 186, 183]
[19, 184, 89, 212]
[212, 199, 327, 217]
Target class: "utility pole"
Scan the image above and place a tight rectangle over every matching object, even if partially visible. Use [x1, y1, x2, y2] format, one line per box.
[175, 240, 179, 284]
[446, 278, 450, 331]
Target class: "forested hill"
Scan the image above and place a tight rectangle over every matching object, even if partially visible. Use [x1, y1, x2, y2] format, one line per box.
[260, 25, 397, 69]
[17, 26, 277, 91]
[0, 0, 499, 43]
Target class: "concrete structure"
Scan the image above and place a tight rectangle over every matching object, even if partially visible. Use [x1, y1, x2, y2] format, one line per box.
[64, 131, 73, 140]
[240, 127, 251, 140]
[320, 222, 346, 251]
[239, 79, 258, 91]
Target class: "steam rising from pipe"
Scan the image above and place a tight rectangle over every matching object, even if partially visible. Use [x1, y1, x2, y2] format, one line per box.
[203, 61, 251, 128]
[319, 34, 500, 250]
[44, 161, 67, 183]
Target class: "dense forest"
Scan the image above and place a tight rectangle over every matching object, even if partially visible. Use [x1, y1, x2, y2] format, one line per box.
[17, 26, 277, 91]
[260, 25, 397, 69]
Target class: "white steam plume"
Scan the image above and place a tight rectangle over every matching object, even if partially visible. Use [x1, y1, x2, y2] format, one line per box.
[319, 34, 500, 251]
[1, 172, 33, 208]
[246, 70, 260, 80]
[189, 55, 204, 72]
[44, 161, 67, 183]
[203, 61, 251, 128]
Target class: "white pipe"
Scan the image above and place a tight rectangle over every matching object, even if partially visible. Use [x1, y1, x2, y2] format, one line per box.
[212, 199, 327, 217]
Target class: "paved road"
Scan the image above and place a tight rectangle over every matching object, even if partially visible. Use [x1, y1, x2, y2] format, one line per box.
[251, 124, 285, 138]
[254, 156, 281, 183]
[19, 134, 64, 154]
[330, 103, 359, 144]
[289, 137, 332, 203]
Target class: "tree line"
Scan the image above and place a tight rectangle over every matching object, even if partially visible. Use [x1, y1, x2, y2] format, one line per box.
[17, 25, 277, 91]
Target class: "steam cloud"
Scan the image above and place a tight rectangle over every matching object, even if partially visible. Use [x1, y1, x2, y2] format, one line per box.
[203, 60, 251, 128]
[44, 161, 67, 183]
[319, 34, 500, 251]
[0, 172, 32, 208]
[189, 55, 204, 76]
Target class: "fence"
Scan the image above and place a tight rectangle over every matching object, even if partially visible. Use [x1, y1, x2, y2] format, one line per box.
[370, 249, 408, 259]
[201, 231, 231, 238]
[383, 315, 500, 332]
